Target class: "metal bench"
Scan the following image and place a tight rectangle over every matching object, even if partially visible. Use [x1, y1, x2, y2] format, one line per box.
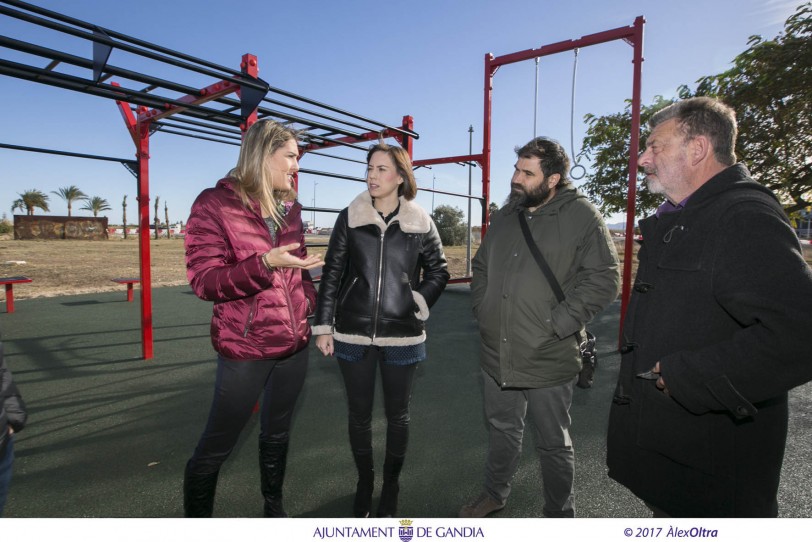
[0, 276, 33, 313]
[111, 278, 140, 302]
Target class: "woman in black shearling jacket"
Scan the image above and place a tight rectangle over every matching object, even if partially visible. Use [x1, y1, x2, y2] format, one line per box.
[313, 143, 449, 518]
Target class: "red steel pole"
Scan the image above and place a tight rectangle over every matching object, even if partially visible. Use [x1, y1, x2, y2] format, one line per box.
[401, 115, 414, 160]
[114, 87, 154, 360]
[135, 118, 154, 359]
[620, 16, 646, 342]
[481, 53, 495, 239]
[240, 53, 260, 134]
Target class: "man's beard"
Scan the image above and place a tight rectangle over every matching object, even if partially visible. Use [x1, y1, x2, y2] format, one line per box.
[503, 181, 553, 213]
[643, 169, 665, 196]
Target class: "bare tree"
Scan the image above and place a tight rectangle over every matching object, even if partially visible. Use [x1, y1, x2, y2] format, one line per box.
[164, 200, 171, 239]
[122, 195, 128, 239]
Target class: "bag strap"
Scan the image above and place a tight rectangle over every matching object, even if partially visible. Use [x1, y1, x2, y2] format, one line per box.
[517, 212, 585, 347]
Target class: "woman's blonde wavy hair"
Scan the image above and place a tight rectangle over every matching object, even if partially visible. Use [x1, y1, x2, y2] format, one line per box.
[228, 119, 300, 227]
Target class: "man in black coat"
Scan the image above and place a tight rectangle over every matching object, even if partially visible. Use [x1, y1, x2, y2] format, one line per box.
[606, 97, 812, 517]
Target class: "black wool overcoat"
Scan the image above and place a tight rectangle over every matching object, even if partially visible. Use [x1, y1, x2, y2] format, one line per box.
[607, 164, 812, 517]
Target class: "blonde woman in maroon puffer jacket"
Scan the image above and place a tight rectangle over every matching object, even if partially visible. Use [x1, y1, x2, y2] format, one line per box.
[183, 119, 321, 518]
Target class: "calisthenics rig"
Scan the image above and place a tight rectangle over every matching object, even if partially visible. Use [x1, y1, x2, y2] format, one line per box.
[1, 0, 645, 355]
[0, 0, 420, 359]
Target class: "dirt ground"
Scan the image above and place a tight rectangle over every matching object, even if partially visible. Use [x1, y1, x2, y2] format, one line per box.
[0, 236, 484, 300]
[1, 236, 808, 301]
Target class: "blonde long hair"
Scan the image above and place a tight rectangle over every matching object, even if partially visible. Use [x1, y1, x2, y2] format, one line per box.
[229, 119, 299, 227]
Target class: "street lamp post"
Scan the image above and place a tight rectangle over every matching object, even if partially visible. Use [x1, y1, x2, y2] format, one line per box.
[431, 174, 436, 213]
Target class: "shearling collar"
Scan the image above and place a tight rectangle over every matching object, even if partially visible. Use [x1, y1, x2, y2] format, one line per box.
[347, 191, 432, 233]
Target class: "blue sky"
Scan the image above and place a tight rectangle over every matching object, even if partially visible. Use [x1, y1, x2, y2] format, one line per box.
[0, 0, 803, 228]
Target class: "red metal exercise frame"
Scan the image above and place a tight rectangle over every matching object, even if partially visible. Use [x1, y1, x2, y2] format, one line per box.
[483, 17, 646, 339]
[417, 17, 645, 337]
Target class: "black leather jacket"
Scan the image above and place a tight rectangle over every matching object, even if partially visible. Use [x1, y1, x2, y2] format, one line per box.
[313, 192, 449, 345]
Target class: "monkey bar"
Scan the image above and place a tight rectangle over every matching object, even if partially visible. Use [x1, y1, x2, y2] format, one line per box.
[0, 0, 418, 359]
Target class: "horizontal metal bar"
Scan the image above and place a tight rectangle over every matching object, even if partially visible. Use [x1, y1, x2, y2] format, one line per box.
[0, 1, 268, 93]
[302, 150, 367, 165]
[0, 34, 205, 99]
[151, 127, 240, 146]
[264, 85, 418, 140]
[152, 120, 243, 141]
[300, 206, 341, 214]
[413, 153, 485, 167]
[0, 58, 244, 126]
[262, 96, 382, 135]
[301, 130, 385, 153]
[0, 59, 167, 108]
[491, 20, 639, 68]
[254, 107, 365, 140]
[0, 142, 135, 165]
[151, 114, 242, 135]
[301, 133, 370, 152]
[415, 185, 485, 200]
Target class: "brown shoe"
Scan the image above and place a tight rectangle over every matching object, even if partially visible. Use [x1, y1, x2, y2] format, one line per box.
[458, 492, 505, 518]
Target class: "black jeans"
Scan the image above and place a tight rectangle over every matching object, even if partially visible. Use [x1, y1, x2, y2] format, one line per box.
[188, 348, 308, 474]
[338, 346, 417, 458]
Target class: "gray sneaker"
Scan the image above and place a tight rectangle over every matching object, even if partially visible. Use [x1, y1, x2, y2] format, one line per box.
[458, 492, 505, 518]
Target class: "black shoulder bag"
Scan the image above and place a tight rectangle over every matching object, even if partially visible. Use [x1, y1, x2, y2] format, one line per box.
[518, 212, 597, 389]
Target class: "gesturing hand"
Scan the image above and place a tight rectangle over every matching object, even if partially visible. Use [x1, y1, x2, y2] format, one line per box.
[264, 243, 322, 270]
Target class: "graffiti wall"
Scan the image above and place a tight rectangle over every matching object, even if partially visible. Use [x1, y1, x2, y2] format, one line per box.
[13, 215, 109, 240]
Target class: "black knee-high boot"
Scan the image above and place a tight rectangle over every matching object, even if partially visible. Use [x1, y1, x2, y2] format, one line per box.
[259, 439, 289, 518]
[183, 460, 220, 518]
[352, 451, 375, 518]
[376, 453, 404, 518]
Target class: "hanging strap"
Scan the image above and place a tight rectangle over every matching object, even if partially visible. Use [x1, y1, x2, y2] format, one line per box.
[518, 211, 585, 347]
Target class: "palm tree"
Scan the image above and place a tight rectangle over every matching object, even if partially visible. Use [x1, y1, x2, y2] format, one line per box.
[11, 189, 50, 215]
[52, 185, 87, 217]
[122, 195, 128, 239]
[81, 196, 112, 217]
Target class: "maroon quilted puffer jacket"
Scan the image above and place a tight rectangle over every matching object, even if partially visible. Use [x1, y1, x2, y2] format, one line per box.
[185, 178, 317, 360]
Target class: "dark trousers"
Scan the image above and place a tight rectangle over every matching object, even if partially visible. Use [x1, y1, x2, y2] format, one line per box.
[187, 348, 308, 474]
[338, 346, 417, 458]
[482, 370, 576, 517]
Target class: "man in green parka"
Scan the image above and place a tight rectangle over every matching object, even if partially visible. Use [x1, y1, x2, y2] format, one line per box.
[460, 137, 620, 518]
